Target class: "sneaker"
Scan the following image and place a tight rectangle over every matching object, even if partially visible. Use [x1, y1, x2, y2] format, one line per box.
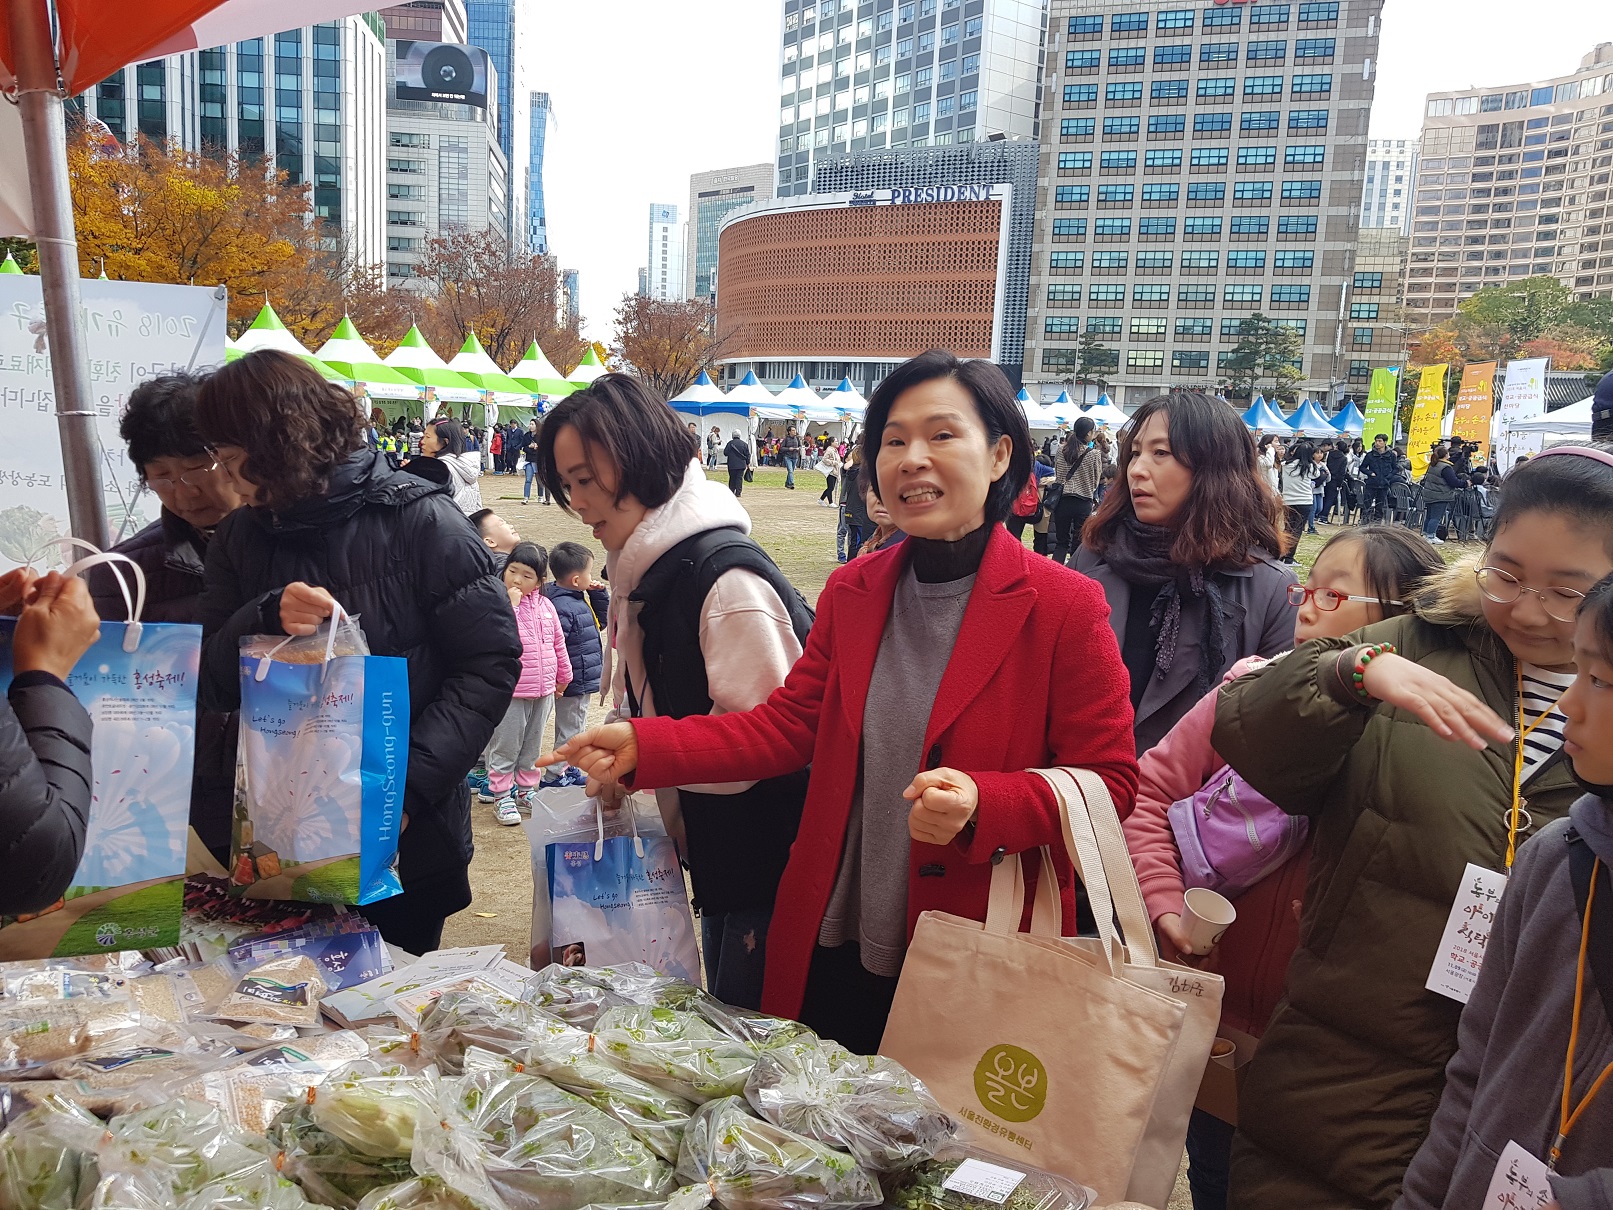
[1428, 536, 1445, 545]
[494, 797, 523, 826]
[539, 771, 564, 788]
[476, 788, 499, 804]
[561, 767, 589, 788]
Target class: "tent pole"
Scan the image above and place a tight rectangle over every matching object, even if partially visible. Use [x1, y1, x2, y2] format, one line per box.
[8, 0, 109, 549]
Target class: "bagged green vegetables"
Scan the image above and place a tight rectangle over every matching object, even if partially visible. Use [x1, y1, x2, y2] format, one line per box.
[357, 1176, 495, 1210]
[417, 989, 558, 1075]
[743, 1036, 956, 1172]
[90, 1097, 276, 1206]
[0, 1095, 104, 1210]
[882, 1147, 1094, 1210]
[673, 1096, 881, 1210]
[593, 1007, 799, 1103]
[266, 1100, 414, 1210]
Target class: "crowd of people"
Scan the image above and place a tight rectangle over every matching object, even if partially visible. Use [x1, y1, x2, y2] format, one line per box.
[2, 344, 1610, 1210]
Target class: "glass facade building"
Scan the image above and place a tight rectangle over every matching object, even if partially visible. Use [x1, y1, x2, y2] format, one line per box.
[1361, 136, 1416, 233]
[530, 91, 553, 255]
[647, 204, 687, 301]
[687, 163, 775, 299]
[1406, 45, 1613, 323]
[1022, 0, 1382, 405]
[466, 0, 530, 251]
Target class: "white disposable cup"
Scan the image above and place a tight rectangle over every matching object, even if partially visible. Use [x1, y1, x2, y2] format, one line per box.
[1182, 887, 1237, 955]
[1210, 1038, 1238, 1069]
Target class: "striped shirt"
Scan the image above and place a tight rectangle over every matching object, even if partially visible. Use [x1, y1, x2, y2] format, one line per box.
[1519, 663, 1574, 784]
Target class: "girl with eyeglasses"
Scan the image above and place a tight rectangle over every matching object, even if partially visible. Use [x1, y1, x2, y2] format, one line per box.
[1123, 524, 1443, 1210]
[1208, 446, 1613, 1210]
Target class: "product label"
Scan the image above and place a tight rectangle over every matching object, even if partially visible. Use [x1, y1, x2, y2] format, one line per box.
[82, 1047, 175, 1071]
[943, 1159, 1028, 1204]
[234, 977, 310, 1007]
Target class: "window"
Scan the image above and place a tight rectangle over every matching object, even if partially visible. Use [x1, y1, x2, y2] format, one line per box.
[1101, 151, 1137, 169]
[1157, 8, 1194, 28]
[1249, 4, 1290, 22]
[939, 61, 957, 81]
[1229, 250, 1267, 268]
[1235, 180, 1273, 199]
[1185, 216, 1223, 234]
[1180, 284, 1218, 303]
[1196, 112, 1233, 132]
[1139, 217, 1176, 234]
[1142, 183, 1180, 202]
[1247, 40, 1286, 61]
[1288, 108, 1329, 129]
[1282, 178, 1323, 198]
[1062, 118, 1095, 136]
[1058, 152, 1093, 169]
[1104, 116, 1141, 136]
[938, 96, 955, 117]
[1092, 251, 1129, 268]
[1220, 319, 1250, 337]
[1052, 218, 1087, 235]
[1068, 14, 1103, 34]
[1198, 77, 1235, 99]
[1087, 313, 1123, 330]
[1225, 285, 1264, 303]
[916, 65, 933, 87]
[1149, 114, 1185, 134]
[1095, 216, 1132, 234]
[1173, 350, 1211, 370]
[940, 23, 959, 45]
[1274, 319, 1308, 336]
[1097, 186, 1135, 204]
[1295, 38, 1335, 57]
[1272, 284, 1312, 303]
[1110, 47, 1145, 67]
[1177, 318, 1213, 335]
[917, 30, 933, 52]
[1291, 74, 1332, 95]
[1137, 251, 1173, 268]
[1298, 2, 1339, 18]
[1056, 184, 1090, 201]
[1128, 350, 1166, 371]
[1113, 11, 1149, 30]
[1352, 271, 1383, 288]
[1132, 317, 1169, 335]
[914, 101, 931, 123]
[388, 183, 424, 199]
[1202, 6, 1241, 26]
[1349, 303, 1380, 319]
[1245, 76, 1284, 96]
[1188, 182, 1225, 200]
[1155, 44, 1191, 64]
[1065, 84, 1098, 102]
[387, 157, 425, 173]
[1192, 147, 1229, 166]
[1066, 50, 1099, 69]
[1351, 327, 1374, 346]
[1145, 149, 1183, 168]
[1107, 82, 1144, 101]
[1136, 284, 1173, 302]
[1047, 284, 1082, 303]
[1231, 215, 1270, 233]
[896, 72, 912, 93]
[1285, 144, 1326, 165]
[965, 15, 982, 35]
[1050, 251, 1084, 269]
[1045, 317, 1082, 334]
[1241, 110, 1280, 131]
[1279, 214, 1318, 233]
[1275, 250, 1314, 268]
[962, 52, 979, 74]
[1182, 250, 1220, 269]
[960, 90, 977, 110]
[1201, 43, 1238, 62]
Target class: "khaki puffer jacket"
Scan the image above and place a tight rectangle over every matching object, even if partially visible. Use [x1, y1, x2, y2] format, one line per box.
[1210, 558, 1582, 1210]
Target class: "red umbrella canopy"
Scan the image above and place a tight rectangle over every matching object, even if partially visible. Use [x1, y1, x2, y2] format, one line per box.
[0, 0, 379, 95]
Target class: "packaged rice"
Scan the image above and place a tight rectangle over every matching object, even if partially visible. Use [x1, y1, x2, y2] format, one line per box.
[673, 1096, 881, 1210]
[0, 992, 140, 1072]
[881, 1146, 1095, 1210]
[215, 955, 327, 1028]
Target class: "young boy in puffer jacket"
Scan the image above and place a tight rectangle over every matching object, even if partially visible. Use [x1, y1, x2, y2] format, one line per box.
[541, 540, 609, 788]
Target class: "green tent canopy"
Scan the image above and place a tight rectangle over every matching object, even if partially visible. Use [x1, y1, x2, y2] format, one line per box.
[383, 325, 484, 400]
[232, 302, 349, 383]
[448, 331, 537, 396]
[567, 346, 608, 386]
[509, 340, 577, 397]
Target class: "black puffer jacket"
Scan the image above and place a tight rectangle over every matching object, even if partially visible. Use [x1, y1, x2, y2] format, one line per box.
[0, 674, 93, 915]
[197, 450, 521, 887]
[724, 438, 751, 471]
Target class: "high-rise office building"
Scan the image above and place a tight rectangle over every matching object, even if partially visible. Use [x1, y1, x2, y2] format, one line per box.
[563, 269, 581, 324]
[379, 0, 468, 43]
[465, 0, 530, 252]
[647, 204, 687, 301]
[1340, 227, 1408, 397]
[1360, 137, 1416, 233]
[84, 17, 388, 269]
[530, 91, 554, 255]
[686, 163, 774, 300]
[774, 0, 1048, 198]
[1022, 0, 1382, 406]
[638, 267, 649, 297]
[1406, 45, 1613, 323]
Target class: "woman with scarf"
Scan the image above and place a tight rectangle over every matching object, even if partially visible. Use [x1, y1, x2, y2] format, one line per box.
[1074, 391, 1295, 755]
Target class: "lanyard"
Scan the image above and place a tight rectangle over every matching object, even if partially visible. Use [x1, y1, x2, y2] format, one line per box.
[1507, 665, 1566, 872]
[1551, 857, 1613, 1170]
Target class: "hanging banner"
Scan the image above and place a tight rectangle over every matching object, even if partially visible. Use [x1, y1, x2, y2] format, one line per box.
[1407, 364, 1448, 478]
[1451, 362, 1496, 461]
[1496, 356, 1551, 465]
[1362, 367, 1400, 445]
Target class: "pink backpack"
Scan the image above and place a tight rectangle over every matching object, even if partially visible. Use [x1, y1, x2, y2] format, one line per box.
[1167, 765, 1309, 898]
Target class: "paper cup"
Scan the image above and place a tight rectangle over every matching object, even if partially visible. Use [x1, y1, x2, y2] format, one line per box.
[1210, 1038, 1238, 1069]
[1182, 887, 1237, 955]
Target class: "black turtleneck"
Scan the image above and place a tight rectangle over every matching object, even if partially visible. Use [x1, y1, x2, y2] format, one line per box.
[908, 521, 993, 583]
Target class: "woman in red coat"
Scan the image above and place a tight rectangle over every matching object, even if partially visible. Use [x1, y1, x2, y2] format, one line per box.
[545, 350, 1139, 1051]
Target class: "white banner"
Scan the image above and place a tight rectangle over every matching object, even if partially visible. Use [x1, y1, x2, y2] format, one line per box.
[1496, 357, 1551, 466]
[0, 278, 228, 567]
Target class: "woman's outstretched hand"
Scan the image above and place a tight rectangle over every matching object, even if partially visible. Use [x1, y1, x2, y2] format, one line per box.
[905, 768, 979, 845]
[1359, 652, 1514, 751]
[539, 723, 639, 797]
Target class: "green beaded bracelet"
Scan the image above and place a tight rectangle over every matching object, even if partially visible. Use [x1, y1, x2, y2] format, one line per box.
[1349, 642, 1398, 704]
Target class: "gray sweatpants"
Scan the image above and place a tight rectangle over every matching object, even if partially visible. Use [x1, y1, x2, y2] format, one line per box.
[488, 695, 554, 796]
[552, 694, 589, 751]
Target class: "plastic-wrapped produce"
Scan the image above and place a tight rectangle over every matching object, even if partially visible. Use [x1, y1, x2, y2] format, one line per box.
[305, 1059, 427, 1158]
[592, 1008, 766, 1103]
[522, 965, 661, 1030]
[881, 1147, 1095, 1210]
[99, 1168, 324, 1210]
[743, 1036, 955, 1172]
[356, 1176, 497, 1210]
[0, 992, 142, 1072]
[265, 1100, 414, 1210]
[91, 1097, 275, 1206]
[0, 1095, 104, 1210]
[413, 1066, 675, 1210]
[417, 989, 557, 1075]
[674, 1096, 880, 1210]
[522, 1015, 696, 1162]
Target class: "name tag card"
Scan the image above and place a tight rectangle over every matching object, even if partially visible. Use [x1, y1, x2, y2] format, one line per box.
[1426, 862, 1508, 1004]
[1481, 1140, 1553, 1210]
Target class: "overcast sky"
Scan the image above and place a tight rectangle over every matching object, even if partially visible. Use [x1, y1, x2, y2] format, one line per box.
[532, 0, 1609, 339]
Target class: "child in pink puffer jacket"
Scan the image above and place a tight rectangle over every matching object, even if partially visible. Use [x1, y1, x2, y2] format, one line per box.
[484, 542, 570, 823]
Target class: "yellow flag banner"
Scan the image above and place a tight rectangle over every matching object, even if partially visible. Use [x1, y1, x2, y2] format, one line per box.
[1452, 362, 1496, 460]
[1407, 364, 1448, 478]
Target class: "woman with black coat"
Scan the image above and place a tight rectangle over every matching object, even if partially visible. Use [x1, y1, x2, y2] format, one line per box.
[724, 430, 752, 497]
[195, 350, 522, 954]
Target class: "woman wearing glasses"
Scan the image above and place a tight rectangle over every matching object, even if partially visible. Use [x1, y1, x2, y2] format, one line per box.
[1207, 446, 1613, 1210]
[89, 373, 245, 861]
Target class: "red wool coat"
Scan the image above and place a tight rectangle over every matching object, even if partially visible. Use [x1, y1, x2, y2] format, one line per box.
[631, 524, 1140, 1020]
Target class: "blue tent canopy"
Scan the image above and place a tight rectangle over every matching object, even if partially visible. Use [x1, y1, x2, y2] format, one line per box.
[1241, 396, 1293, 431]
[1332, 401, 1366, 435]
[1288, 399, 1339, 437]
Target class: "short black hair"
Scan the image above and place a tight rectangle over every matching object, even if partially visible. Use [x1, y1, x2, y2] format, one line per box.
[538, 372, 699, 511]
[468, 508, 494, 531]
[549, 540, 594, 580]
[431, 417, 466, 457]
[504, 541, 548, 581]
[858, 349, 1030, 527]
[1581, 571, 1613, 660]
[120, 372, 210, 476]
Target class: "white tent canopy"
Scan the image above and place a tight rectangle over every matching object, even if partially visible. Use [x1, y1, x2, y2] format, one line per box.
[1507, 395, 1594, 433]
[1083, 395, 1130, 429]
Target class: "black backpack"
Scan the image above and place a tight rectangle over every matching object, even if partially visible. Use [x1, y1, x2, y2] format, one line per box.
[626, 528, 813, 915]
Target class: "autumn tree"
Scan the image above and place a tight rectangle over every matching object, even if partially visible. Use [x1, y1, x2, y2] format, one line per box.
[611, 293, 729, 399]
[412, 229, 584, 368]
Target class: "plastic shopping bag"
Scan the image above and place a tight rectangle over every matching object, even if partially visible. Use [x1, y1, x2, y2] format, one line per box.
[525, 788, 700, 983]
[0, 549, 197, 958]
[231, 609, 407, 905]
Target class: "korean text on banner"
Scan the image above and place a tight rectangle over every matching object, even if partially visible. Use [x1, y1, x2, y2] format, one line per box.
[1497, 356, 1551, 464]
[1452, 362, 1496, 459]
[1407, 364, 1448, 478]
[0, 278, 226, 568]
[1362, 368, 1399, 444]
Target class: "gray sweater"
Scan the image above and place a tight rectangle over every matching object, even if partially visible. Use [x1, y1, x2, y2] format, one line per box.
[1394, 795, 1613, 1210]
